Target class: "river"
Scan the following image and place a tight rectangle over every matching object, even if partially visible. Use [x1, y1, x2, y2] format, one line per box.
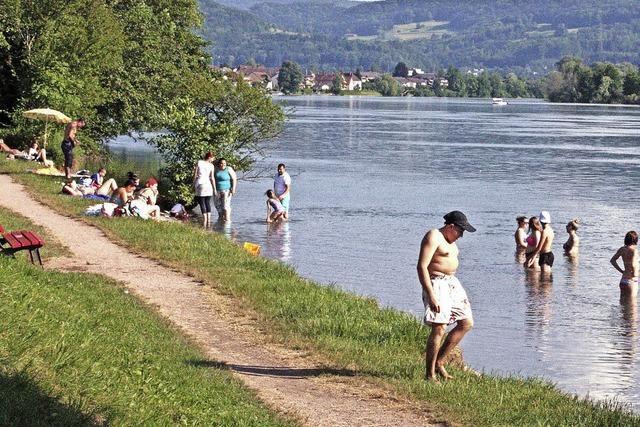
[109, 96, 640, 410]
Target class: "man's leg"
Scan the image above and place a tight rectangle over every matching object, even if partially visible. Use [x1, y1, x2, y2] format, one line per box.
[426, 323, 446, 381]
[435, 318, 473, 379]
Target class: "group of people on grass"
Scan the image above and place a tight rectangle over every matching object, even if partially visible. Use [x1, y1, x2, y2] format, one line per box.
[418, 210, 638, 383]
[192, 151, 291, 227]
[1, 138, 55, 168]
[63, 169, 161, 220]
[1, 118, 86, 177]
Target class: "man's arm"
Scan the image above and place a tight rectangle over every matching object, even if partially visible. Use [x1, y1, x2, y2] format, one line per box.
[610, 248, 625, 274]
[417, 230, 440, 313]
[68, 124, 78, 146]
[527, 231, 547, 267]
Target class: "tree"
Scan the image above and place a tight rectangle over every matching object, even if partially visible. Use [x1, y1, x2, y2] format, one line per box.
[151, 73, 284, 202]
[277, 60, 303, 94]
[504, 73, 528, 98]
[1, 0, 285, 201]
[331, 73, 343, 94]
[489, 72, 506, 97]
[476, 72, 492, 97]
[392, 61, 408, 77]
[446, 66, 466, 96]
[363, 74, 401, 96]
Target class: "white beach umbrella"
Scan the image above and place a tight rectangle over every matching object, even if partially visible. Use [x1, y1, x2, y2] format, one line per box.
[22, 108, 72, 147]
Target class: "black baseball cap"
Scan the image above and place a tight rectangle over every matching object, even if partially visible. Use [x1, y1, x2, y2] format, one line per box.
[443, 210, 476, 232]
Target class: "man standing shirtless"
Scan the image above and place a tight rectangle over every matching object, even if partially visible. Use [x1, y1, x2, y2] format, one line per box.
[61, 118, 86, 178]
[417, 211, 476, 382]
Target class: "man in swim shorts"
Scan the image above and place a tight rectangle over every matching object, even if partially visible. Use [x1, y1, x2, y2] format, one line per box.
[61, 118, 86, 179]
[417, 210, 476, 382]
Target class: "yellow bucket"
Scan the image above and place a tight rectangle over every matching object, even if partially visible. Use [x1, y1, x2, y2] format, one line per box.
[243, 242, 261, 256]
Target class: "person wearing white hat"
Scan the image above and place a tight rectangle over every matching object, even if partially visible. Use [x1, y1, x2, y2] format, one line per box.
[527, 210, 555, 272]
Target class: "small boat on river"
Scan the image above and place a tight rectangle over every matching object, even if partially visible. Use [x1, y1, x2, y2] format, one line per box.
[492, 97, 508, 105]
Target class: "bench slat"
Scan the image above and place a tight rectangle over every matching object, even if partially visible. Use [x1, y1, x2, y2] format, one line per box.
[2, 231, 44, 249]
[20, 231, 45, 247]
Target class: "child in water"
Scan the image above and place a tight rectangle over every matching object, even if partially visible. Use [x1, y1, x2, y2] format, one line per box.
[265, 189, 285, 223]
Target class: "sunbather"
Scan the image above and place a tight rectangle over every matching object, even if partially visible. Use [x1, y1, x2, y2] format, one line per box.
[111, 179, 137, 207]
[90, 167, 118, 196]
[0, 138, 26, 157]
[62, 179, 86, 197]
[27, 141, 54, 167]
[135, 177, 161, 219]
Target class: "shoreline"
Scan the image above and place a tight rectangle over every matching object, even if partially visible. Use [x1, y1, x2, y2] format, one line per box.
[1, 159, 639, 425]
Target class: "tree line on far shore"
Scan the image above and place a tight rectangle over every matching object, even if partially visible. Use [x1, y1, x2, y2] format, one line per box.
[546, 57, 640, 104]
[277, 57, 640, 104]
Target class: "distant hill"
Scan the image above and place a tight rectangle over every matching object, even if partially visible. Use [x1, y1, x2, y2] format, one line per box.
[199, 0, 640, 73]
[213, 0, 350, 10]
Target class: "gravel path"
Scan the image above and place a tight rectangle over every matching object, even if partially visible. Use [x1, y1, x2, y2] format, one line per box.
[0, 174, 444, 427]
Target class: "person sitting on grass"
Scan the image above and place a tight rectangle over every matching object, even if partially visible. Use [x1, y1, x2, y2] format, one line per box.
[90, 167, 118, 197]
[27, 140, 55, 167]
[127, 171, 141, 192]
[135, 177, 161, 219]
[265, 189, 286, 223]
[111, 179, 137, 208]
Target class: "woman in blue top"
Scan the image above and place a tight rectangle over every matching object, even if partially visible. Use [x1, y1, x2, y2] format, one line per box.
[213, 158, 237, 222]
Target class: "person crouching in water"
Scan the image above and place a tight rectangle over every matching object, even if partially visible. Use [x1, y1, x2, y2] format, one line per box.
[610, 231, 639, 298]
[265, 190, 285, 223]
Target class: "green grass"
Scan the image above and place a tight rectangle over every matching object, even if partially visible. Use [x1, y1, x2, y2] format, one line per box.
[340, 90, 381, 96]
[3, 159, 640, 426]
[0, 206, 70, 260]
[347, 20, 453, 42]
[0, 207, 296, 426]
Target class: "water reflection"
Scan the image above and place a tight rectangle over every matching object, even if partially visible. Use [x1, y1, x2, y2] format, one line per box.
[265, 221, 291, 262]
[609, 294, 638, 396]
[524, 269, 553, 340]
[212, 220, 237, 241]
[564, 253, 580, 287]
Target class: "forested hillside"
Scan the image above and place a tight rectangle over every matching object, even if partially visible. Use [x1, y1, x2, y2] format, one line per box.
[200, 0, 640, 73]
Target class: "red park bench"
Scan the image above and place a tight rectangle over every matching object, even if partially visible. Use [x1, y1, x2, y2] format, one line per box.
[0, 224, 45, 267]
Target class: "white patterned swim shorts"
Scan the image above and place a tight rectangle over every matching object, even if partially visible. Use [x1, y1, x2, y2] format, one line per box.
[422, 275, 472, 325]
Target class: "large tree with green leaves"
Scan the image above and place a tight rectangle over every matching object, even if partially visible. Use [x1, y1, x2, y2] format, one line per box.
[277, 60, 303, 94]
[0, 0, 284, 201]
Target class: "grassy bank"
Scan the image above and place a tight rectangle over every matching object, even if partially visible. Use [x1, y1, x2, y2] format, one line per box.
[0, 206, 295, 426]
[2, 160, 639, 426]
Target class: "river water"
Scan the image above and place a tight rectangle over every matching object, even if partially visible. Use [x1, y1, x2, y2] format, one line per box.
[110, 96, 640, 409]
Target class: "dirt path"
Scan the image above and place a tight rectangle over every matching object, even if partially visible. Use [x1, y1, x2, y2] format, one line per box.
[0, 174, 444, 427]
